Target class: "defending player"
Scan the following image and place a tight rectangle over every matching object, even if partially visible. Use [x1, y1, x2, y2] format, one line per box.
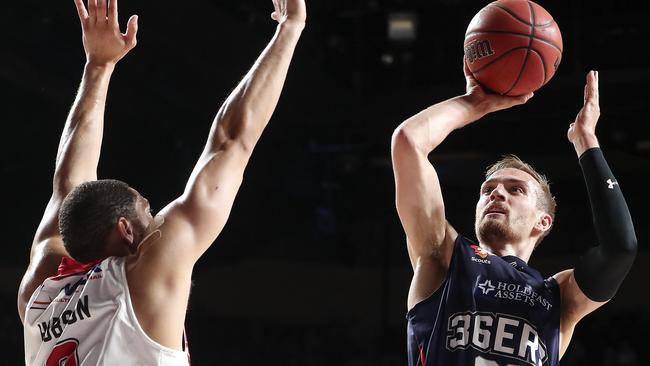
[391, 62, 637, 365]
[18, 0, 306, 364]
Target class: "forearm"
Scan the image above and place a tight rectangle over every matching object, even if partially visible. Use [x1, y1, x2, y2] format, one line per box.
[206, 22, 304, 153]
[395, 94, 488, 154]
[54, 63, 114, 191]
[573, 147, 637, 301]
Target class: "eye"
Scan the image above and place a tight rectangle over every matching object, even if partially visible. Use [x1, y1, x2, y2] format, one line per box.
[510, 186, 525, 194]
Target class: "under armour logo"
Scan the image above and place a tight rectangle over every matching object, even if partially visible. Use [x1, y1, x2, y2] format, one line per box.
[477, 279, 496, 295]
[606, 179, 618, 190]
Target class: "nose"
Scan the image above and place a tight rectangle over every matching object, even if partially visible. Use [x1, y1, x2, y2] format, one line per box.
[489, 184, 506, 201]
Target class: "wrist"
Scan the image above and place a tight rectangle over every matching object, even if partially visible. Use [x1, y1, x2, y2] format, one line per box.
[278, 19, 306, 33]
[457, 94, 490, 122]
[572, 133, 600, 156]
[84, 61, 116, 72]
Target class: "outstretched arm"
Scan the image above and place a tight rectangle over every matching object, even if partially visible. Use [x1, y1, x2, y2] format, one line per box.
[123, 1, 306, 349]
[137, 0, 306, 271]
[17, 0, 138, 322]
[556, 70, 638, 357]
[392, 61, 533, 310]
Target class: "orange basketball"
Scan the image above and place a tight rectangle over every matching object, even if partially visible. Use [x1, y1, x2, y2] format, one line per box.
[464, 0, 563, 96]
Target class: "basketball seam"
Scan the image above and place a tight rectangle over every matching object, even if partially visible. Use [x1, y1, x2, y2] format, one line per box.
[465, 30, 562, 53]
[504, 2, 534, 96]
[530, 2, 548, 85]
[529, 48, 548, 85]
[491, 2, 555, 27]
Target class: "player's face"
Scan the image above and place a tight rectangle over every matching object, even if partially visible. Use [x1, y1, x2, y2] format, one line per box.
[129, 188, 155, 246]
[475, 168, 542, 246]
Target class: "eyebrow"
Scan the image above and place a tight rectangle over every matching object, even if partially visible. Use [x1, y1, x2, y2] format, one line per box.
[481, 178, 529, 187]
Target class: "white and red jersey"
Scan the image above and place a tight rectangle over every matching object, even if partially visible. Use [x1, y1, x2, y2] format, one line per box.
[24, 256, 190, 366]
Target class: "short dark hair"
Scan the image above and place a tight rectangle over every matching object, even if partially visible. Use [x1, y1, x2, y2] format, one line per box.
[485, 155, 557, 243]
[59, 179, 137, 263]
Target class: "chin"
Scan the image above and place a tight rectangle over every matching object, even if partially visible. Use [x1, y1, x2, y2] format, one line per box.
[477, 218, 520, 244]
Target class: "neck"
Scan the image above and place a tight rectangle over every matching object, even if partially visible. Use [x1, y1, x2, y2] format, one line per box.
[481, 238, 536, 263]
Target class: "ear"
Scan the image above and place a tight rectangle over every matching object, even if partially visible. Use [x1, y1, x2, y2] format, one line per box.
[116, 217, 136, 250]
[534, 212, 553, 234]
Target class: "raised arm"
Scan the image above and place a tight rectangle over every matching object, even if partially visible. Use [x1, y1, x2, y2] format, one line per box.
[17, 0, 138, 322]
[121, 2, 306, 349]
[555, 71, 638, 357]
[141, 0, 306, 269]
[392, 61, 532, 310]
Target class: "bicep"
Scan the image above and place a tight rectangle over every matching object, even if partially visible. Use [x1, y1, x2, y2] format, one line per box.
[150, 141, 250, 266]
[392, 131, 447, 257]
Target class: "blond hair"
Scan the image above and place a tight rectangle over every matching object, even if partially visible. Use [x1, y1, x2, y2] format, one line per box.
[485, 155, 557, 242]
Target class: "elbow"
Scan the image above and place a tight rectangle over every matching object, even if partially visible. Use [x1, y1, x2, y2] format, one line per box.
[610, 226, 638, 256]
[216, 109, 262, 154]
[391, 125, 420, 155]
[602, 234, 638, 263]
[622, 235, 638, 257]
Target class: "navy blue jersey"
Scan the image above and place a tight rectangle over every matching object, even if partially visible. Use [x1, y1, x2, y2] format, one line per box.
[407, 235, 561, 366]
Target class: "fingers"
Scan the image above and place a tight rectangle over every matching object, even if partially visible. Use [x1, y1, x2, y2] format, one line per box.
[592, 71, 600, 103]
[584, 70, 599, 107]
[73, 0, 89, 21]
[271, 0, 283, 22]
[108, 0, 118, 22]
[88, 0, 97, 21]
[512, 92, 534, 106]
[463, 56, 471, 76]
[97, 0, 107, 19]
[124, 15, 139, 48]
[463, 57, 480, 91]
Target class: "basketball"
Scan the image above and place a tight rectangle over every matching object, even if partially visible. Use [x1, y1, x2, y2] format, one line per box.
[464, 0, 562, 96]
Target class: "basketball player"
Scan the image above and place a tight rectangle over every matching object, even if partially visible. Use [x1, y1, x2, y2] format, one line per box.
[391, 63, 637, 365]
[18, 0, 306, 364]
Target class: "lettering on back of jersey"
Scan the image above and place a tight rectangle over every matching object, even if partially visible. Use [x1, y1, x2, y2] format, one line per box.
[60, 266, 103, 296]
[446, 311, 548, 366]
[38, 295, 91, 343]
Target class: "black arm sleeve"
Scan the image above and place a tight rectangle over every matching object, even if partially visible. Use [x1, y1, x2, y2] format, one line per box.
[573, 148, 638, 302]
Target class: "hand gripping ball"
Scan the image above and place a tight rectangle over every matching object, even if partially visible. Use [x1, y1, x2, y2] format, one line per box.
[464, 0, 563, 96]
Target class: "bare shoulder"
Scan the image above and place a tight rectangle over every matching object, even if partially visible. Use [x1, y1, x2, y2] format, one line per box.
[125, 212, 195, 289]
[18, 237, 67, 323]
[124, 213, 195, 350]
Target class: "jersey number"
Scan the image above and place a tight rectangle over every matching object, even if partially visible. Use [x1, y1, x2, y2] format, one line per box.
[46, 338, 79, 366]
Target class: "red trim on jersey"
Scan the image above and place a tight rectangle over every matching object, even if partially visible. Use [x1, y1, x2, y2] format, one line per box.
[47, 257, 106, 281]
[419, 345, 426, 365]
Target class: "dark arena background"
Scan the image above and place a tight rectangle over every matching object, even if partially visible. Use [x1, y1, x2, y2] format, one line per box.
[1, 0, 649, 364]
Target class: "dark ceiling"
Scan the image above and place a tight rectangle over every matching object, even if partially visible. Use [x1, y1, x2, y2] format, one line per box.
[2, 0, 649, 267]
[2, 1, 649, 364]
